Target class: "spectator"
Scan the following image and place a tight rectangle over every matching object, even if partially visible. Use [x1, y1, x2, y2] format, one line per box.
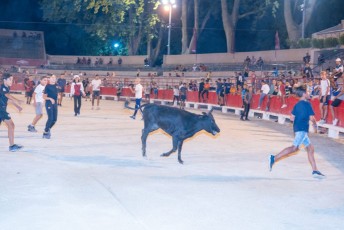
[273, 67, 279, 77]
[303, 63, 313, 79]
[56, 74, 66, 106]
[118, 57, 123, 65]
[244, 56, 251, 67]
[179, 83, 187, 110]
[250, 71, 257, 93]
[236, 72, 243, 90]
[223, 78, 231, 105]
[256, 57, 264, 68]
[303, 52, 311, 64]
[24, 76, 35, 104]
[153, 83, 158, 99]
[241, 84, 248, 107]
[144, 83, 151, 102]
[285, 81, 293, 97]
[277, 79, 287, 109]
[330, 77, 344, 126]
[266, 79, 278, 111]
[144, 58, 149, 67]
[216, 78, 223, 105]
[251, 56, 256, 66]
[201, 79, 210, 102]
[116, 81, 123, 101]
[318, 71, 331, 124]
[317, 54, 325, 66]
[172, 85, 179, 106]
[241, 86, 253, 121]
[198, 78, 205, 102]
[257, 80, 270, 110]
[333, 58, 343, 80]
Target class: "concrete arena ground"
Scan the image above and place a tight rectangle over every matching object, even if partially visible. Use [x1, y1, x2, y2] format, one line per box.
[0, 95, 343, 230]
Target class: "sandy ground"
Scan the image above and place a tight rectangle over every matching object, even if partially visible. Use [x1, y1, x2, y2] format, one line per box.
[0, 95, 343, 230]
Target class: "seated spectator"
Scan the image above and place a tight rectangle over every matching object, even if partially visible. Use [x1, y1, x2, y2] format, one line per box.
[303, 63, 313, 79]
[256, 57, 264, 68]
[144, 58, 149, 67]
[192, 64, 198, 72]
[303, 52, 311, 64]
[257, 80, 270, 110]
[118, 57, 122, 65]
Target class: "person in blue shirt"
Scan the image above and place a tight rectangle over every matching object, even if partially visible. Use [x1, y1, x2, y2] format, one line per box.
[269, 85, 325, 178]
[0, 73, 23, 151]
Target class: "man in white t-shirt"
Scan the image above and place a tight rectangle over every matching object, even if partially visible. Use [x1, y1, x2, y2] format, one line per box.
[333, 58, 343, 80]
[28, 76, 48, 132]
[130, 78, 143, 120]
[257, 80, 270, 109]
[91, 74, 102, 110]
[318, 71, 331, 124]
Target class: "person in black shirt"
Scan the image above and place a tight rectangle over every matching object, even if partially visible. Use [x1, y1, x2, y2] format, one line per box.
[43, 75, 58, 139]
[0, 73, 23, 151]
[198, 78, 204, 102]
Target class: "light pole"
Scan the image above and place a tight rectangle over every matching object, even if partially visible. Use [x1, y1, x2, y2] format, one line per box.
[162, 0, 176, 55]
[301, 0, 306, 39]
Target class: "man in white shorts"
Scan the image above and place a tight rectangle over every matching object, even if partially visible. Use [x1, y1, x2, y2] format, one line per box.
[91, 74, 102, 110]
[28, 76, 48, 132]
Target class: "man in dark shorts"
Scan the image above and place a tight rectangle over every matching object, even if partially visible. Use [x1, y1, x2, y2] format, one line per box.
[24, 75, 35, 104]
[56, 73, 66, 106]
[330, 77, 344, 126]
[269, 86, 325, 178]
[0, 73, 24, 151]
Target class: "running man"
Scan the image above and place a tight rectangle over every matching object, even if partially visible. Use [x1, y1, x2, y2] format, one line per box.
[129, 78, 143, 120]
[28, 76, 48, 132]
[91, 74, 102, 110]
[43, 75, 58, 139]
[0, 73, 23, 151]
[269, 85, 325, 178]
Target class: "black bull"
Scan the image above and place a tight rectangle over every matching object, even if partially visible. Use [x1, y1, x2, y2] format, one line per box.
[125, 102, 220, 164]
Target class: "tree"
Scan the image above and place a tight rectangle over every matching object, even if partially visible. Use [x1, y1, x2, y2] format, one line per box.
[181, 0, 220, 54]
[220, 0, 278, 53]
[284, 0, 316, 44]
[40, 0, 160, 56]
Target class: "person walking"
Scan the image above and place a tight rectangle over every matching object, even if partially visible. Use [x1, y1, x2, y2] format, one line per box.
[0, 73, 24, 151]
[240, 86, 253, 121]
[43, 75, 58, 139]
[71, 75, 85, 116]
[28, 76, 48, 132]
[269, 86, 325, 178]
[91, 74, 102, 110]
[129, 78, 143, 120]
[179, 83, 187, 110]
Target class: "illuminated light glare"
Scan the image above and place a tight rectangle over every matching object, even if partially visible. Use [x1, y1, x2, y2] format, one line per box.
[161, 0, 168, 4]
[170, 0, 176, 4]
[114, 43, 119, 48]
[164, 5, 170, 11]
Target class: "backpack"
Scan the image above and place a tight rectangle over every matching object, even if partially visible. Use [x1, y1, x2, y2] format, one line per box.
[74, 84, 81, 96]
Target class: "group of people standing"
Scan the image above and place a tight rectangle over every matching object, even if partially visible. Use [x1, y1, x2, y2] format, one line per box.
[0, 72, 106, 152]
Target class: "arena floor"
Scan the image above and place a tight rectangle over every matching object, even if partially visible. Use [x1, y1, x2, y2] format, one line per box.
[1, 95, 343, 230]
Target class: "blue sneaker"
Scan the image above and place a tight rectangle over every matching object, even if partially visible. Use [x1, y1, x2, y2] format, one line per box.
[9, 144, 23, 152]
[269, 155, 275, 171]
[312, 170, 325, 179]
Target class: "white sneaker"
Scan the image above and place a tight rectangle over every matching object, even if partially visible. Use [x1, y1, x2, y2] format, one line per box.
[281, 104, 287, 109]
[333, 119, 338, 126]
[318, 119, 325, 124]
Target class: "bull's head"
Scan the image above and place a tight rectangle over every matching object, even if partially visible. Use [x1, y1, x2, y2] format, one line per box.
[202, 108, 220, 135]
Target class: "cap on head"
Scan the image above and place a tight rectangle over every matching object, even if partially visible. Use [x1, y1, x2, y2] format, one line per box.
[73, 75, 80, 80]
[2, 73, 12, 80]
[336, 58, 341, 62]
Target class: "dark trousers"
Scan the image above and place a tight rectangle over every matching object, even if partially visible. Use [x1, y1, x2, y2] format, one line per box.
[172, 95, 179, 104]
[241, 102, 250, 119]
[133, 98, 142, 116]
[201, 90, 209, 100]
[74, 95, 82, 115]
[45, 101, 58, 132]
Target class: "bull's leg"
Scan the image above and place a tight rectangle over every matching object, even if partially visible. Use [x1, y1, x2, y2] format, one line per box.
[161, 137, 178, 157]
[177, 140, 184, 164]
[141, 129, 150, 158]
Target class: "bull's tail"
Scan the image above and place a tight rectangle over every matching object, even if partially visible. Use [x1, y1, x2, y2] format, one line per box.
[124, 99, 147, 114]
